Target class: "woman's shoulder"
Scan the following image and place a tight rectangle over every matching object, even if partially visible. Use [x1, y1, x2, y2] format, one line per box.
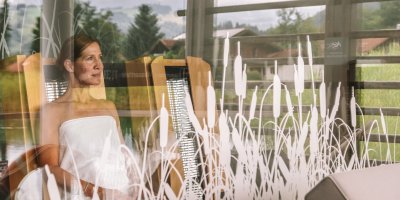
[92, 99, 117, 110]
[91, 99, 119, 119]
[41, 102, 66, 121]
[40, 102, 68, 133]
[42, 101, 67, 113]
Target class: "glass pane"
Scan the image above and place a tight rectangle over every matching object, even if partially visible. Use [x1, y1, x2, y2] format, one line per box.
[0, 0, 188, 198]
[1, 0, 400, 199]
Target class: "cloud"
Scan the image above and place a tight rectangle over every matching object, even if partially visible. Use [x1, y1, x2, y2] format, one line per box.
[6, 0, 42, 6]
[83, 0, 184, 10]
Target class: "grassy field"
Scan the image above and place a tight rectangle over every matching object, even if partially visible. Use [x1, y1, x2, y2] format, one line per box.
[353, 42, 400, 161]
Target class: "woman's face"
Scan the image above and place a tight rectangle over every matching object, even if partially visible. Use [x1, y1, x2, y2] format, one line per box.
[73, 42, 103, 86]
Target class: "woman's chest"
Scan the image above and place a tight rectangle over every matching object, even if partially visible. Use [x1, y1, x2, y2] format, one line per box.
[59, 102, 112, 122]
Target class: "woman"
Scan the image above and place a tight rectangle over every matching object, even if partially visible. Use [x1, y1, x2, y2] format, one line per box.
[39, 33, 135, 199]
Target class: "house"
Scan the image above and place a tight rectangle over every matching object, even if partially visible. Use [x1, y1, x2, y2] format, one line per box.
[150, 28, 262, 57]
[173, 27, 258, 41]
[358, 38, 392, 55]
[149, 39, 185, 56]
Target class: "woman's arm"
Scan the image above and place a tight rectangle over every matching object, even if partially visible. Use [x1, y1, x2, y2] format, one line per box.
[38, 103, 61, 167]
[38, 104, 70, 192]
[106, 100, 125, 144]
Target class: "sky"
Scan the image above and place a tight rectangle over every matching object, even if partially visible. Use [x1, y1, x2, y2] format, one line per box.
[4, 0, 185, 9]
[84, 0, 322, 31]
[5, 0, 321, 13]
[4, 0, 324, 31]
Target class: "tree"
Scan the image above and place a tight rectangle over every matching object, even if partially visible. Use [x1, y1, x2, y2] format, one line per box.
[216, 21, 260, 34]
[267, 8, 317, 35]
[29, 1, 122, 62]
[124, 4, 164, 60]
[73, 2, 122, 63]
[264, 8, 320, 55]
[31, 16, 40, 53]
[360, 8, 382, 30]
[217, 21, 234, 29]
[379, 1, 400, 29]
[0, 0, 11, 58]
[361, 2, 400, 30]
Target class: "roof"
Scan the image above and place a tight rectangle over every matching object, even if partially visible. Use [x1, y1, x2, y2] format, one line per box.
[149, 39, 185, 54]
[160, 39, 178, 50]
[214, 28, 257, 38]
[359, 38, 389, 53]
[173, 28, 257, 40]
[173, 33, 186, 40]
[266, 48, 298, 58]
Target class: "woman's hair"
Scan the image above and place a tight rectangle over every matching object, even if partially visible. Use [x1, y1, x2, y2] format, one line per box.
[57, 33, 101, 73]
